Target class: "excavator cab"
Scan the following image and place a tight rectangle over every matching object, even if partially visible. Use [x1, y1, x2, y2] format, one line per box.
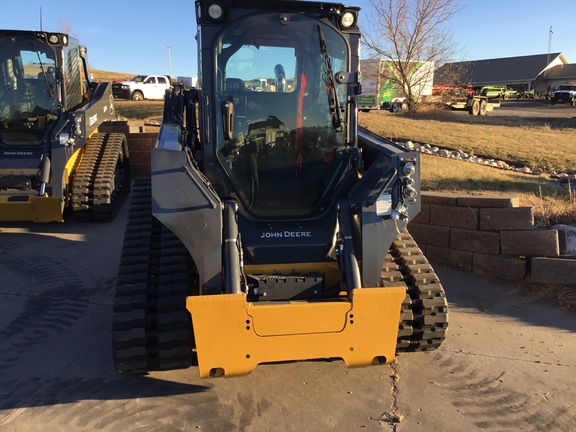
[0, 35, 59, 145]
[213, 11, 351, 218]
[113, 0, 448, 379]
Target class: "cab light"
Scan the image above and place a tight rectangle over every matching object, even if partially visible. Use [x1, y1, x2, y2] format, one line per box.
[208, 3, 224, 20]
[340, 11, 356, 28]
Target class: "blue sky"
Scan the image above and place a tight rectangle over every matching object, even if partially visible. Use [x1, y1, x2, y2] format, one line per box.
[1, 0, 574, 78]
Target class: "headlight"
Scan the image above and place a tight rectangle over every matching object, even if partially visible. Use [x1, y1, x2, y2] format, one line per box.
[340, 10, 356, 29]
[46, 33, 68, 46]
[208, 3, 224, 20]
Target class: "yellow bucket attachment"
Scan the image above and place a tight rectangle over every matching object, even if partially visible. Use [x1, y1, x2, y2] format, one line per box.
[187, 286, 406, 378]
[0, 195, 64, 222]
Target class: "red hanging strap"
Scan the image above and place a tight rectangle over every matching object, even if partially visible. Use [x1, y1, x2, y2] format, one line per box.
[294, 73, 307, 172]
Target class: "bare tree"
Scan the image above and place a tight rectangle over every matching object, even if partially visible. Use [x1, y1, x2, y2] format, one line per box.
[362, 0, 462, 112]
[57, 17, 77, 37]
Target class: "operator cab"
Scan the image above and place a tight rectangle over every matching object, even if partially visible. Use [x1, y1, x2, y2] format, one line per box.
[0, 31, 89, 148]
[207, 5, 360, 218]
[0, 33, 63, 146]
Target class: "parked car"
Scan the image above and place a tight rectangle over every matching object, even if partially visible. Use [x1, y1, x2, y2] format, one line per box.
[550, 83, 576, 106]
[112, 74, 171, 100]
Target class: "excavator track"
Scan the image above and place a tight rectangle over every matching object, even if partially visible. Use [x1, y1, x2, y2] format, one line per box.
[71, 133, 130, 221]
[380, 231, 449, 352]
[112, 178, 196, 374]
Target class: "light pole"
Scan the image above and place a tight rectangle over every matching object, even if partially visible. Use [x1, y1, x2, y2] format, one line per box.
[167, 46, 173, 79]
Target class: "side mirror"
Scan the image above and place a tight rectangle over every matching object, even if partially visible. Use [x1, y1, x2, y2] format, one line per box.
[221, 100, 234, 140]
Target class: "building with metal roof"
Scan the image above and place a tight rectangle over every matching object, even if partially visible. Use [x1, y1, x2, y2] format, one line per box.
[535, 63, 576, 91]
[435, 53, 573, 92]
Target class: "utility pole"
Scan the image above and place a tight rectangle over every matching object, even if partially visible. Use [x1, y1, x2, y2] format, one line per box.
[167, 46, 173, 79]
[547, 26, 553, 65]
[544, 25, 553, 81]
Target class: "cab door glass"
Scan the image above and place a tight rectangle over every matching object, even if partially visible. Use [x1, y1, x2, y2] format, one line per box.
[0, 36, 58, 144]
[214, 14, 350, 217]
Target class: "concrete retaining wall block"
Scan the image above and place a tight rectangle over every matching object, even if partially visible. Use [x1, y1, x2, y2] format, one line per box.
[410, 203, 430, 224]
[457, 196, 519, 208]
[411, 192, 569, 285]
[430, 205, 479, 230]
[500, 230, 559, 257]
[425, 246, 473, 271]
[420, 192, 459, 206]
[530, 257, 576, 285]
[473, 253, 527, 282]
[479, 207, 534, 231]
[450, 228, 501, 254]
[407, 222, 450, 248]
[126, 132, 157, 177]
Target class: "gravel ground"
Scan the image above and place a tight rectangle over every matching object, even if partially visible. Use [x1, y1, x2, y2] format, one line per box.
[420, 99, 576, 128]
[491, 100, 576, 119]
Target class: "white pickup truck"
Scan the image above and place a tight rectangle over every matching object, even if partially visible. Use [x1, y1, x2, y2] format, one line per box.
[550, 83, 576, 106]
[112, 74, 171, 100]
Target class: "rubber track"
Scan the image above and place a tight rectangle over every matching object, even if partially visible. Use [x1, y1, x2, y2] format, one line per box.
[71, 133, 130, 221]
[112, 178, 196, 374]
[380, 230, 449, 352]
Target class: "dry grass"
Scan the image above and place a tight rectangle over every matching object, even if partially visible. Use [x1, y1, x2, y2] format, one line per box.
[91, 69, 136, 83]
[359, 108, 576, 227]
[114, 100, 163, 123]
[421, 155, 576, 227]
[360, 109, 576, 173]
[420, 153, 555, 194]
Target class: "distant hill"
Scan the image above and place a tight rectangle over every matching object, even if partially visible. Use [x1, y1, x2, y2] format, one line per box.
[91, 69, 135, 83]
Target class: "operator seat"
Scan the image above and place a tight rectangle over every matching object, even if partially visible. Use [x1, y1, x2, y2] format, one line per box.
[225, 78, 245, 91]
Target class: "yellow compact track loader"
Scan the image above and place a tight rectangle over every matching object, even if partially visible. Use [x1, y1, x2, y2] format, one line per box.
[113, 0, 448, 378]
[0, 30, 130, 222]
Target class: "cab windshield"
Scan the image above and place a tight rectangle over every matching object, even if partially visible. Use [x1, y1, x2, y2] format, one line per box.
[0, 35, 59, 145]
[214, 13, 350, 217]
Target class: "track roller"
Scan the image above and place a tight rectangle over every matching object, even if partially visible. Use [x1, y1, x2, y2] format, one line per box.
[71, 133, 130, 221]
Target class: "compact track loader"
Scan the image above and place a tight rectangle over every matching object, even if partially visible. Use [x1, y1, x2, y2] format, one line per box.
[0, 30, 130, 222]
[113, 0, 448, 378]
